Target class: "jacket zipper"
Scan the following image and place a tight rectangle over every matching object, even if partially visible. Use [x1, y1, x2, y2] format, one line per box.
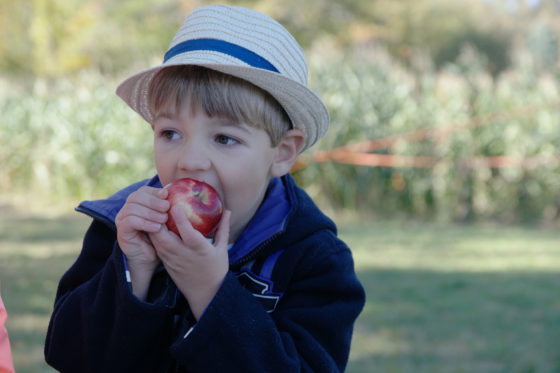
[232, 231, 282, 268]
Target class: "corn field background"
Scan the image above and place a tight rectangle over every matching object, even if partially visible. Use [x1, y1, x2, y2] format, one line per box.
[299, 46, 560, 224]
[2, 44, 559, 224]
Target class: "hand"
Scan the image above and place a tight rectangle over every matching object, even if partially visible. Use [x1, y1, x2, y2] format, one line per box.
[149, 207, 231, 320]
[115, 186, 170, 299]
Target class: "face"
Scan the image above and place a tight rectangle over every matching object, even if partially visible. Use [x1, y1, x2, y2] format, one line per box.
[153, 104, 282, 243]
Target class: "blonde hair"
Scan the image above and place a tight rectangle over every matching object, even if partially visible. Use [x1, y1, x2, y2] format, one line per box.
[147, 65, 292, 146]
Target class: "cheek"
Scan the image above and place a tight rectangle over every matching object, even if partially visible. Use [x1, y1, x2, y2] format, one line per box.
[220, 168, 269, 215]
[153, 147, 175, 185]
[153, 148, 164, 171]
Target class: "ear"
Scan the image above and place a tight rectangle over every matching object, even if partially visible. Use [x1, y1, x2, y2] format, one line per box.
[270, 129, 305, 177]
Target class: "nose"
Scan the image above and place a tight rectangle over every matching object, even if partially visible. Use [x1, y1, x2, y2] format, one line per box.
[177, 140, 211, 172]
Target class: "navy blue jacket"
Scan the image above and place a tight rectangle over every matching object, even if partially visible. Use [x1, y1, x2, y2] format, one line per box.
[45, 175, 365, 372]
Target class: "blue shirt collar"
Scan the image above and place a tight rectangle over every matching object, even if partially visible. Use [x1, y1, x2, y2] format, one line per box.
[228, 177, 291, 263]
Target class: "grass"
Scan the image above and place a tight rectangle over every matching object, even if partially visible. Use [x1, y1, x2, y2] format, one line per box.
[346, 221, 560, 373]
[1, 204, 560, 373]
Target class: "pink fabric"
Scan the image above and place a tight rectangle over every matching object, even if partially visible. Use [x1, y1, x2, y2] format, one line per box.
[0, 295, 14, 373]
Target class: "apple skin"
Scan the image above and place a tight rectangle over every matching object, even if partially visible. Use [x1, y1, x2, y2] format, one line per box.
[165, 178, 223, 237]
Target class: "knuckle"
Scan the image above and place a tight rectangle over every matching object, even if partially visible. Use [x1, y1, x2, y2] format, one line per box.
[152, 196, 169, 212]
[150, 211, 166, 223]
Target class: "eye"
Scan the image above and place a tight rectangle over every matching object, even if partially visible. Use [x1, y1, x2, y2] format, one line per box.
[215, 134, 239, 145]
[159, 129, 180, 141]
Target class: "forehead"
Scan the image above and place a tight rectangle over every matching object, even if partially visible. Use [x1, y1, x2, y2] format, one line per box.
[152, 89, 196, 118]
[151, 81, 246, 125]
[153, 98, 240, 125]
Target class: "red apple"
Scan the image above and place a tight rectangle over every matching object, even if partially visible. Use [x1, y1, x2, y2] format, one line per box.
[165, 178, 223, 237]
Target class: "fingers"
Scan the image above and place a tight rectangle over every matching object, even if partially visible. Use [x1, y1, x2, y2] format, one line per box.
[126, 187, 169, 212]
[170, 205, 206, 245]
[116, 186, 170, 235]
[122, 215, 163, 233]
[151, 207, 231, 251]
[123, 203, 168, 226]
[213, 210, 231, 249]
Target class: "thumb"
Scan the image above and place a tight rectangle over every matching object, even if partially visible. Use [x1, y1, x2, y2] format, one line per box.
[213, 210, 231, 249]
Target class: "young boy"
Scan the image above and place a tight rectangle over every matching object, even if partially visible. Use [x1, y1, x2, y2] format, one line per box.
[45, 5, 365, 372]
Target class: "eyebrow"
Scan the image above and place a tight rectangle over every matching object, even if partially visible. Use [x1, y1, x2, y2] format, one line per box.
[152, 113, 253, 134]
[211, 117, 253, 134]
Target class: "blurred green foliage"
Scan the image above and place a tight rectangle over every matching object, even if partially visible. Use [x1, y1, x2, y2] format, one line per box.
[0, 0, 184, 77]
[0, 73, 154, 201]
[298, 45, 560, 223]
[1, 0, 559, 223]
[3, 0, 559, 78]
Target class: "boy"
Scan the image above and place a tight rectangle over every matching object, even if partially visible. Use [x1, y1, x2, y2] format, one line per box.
[45, 5, 365, 372]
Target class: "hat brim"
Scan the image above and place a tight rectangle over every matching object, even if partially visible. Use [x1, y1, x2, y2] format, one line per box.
[116, 61, 329, 152]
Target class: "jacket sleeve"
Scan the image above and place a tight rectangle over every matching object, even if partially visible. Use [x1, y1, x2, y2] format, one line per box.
[44, 220, 176, 373]
[169, 238, 366, 372]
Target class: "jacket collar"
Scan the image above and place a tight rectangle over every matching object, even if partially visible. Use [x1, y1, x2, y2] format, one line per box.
[76, 175, 162, 229]
[228, 176, 292, 263]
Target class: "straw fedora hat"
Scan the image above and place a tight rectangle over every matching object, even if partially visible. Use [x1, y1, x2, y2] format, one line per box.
[116, 4, 329, 151]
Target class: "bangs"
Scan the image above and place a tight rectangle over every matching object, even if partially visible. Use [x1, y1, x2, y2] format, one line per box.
[147, 65, 291, 145]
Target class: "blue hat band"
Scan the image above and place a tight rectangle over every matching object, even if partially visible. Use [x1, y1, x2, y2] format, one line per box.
[163, 38, 279, 73]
